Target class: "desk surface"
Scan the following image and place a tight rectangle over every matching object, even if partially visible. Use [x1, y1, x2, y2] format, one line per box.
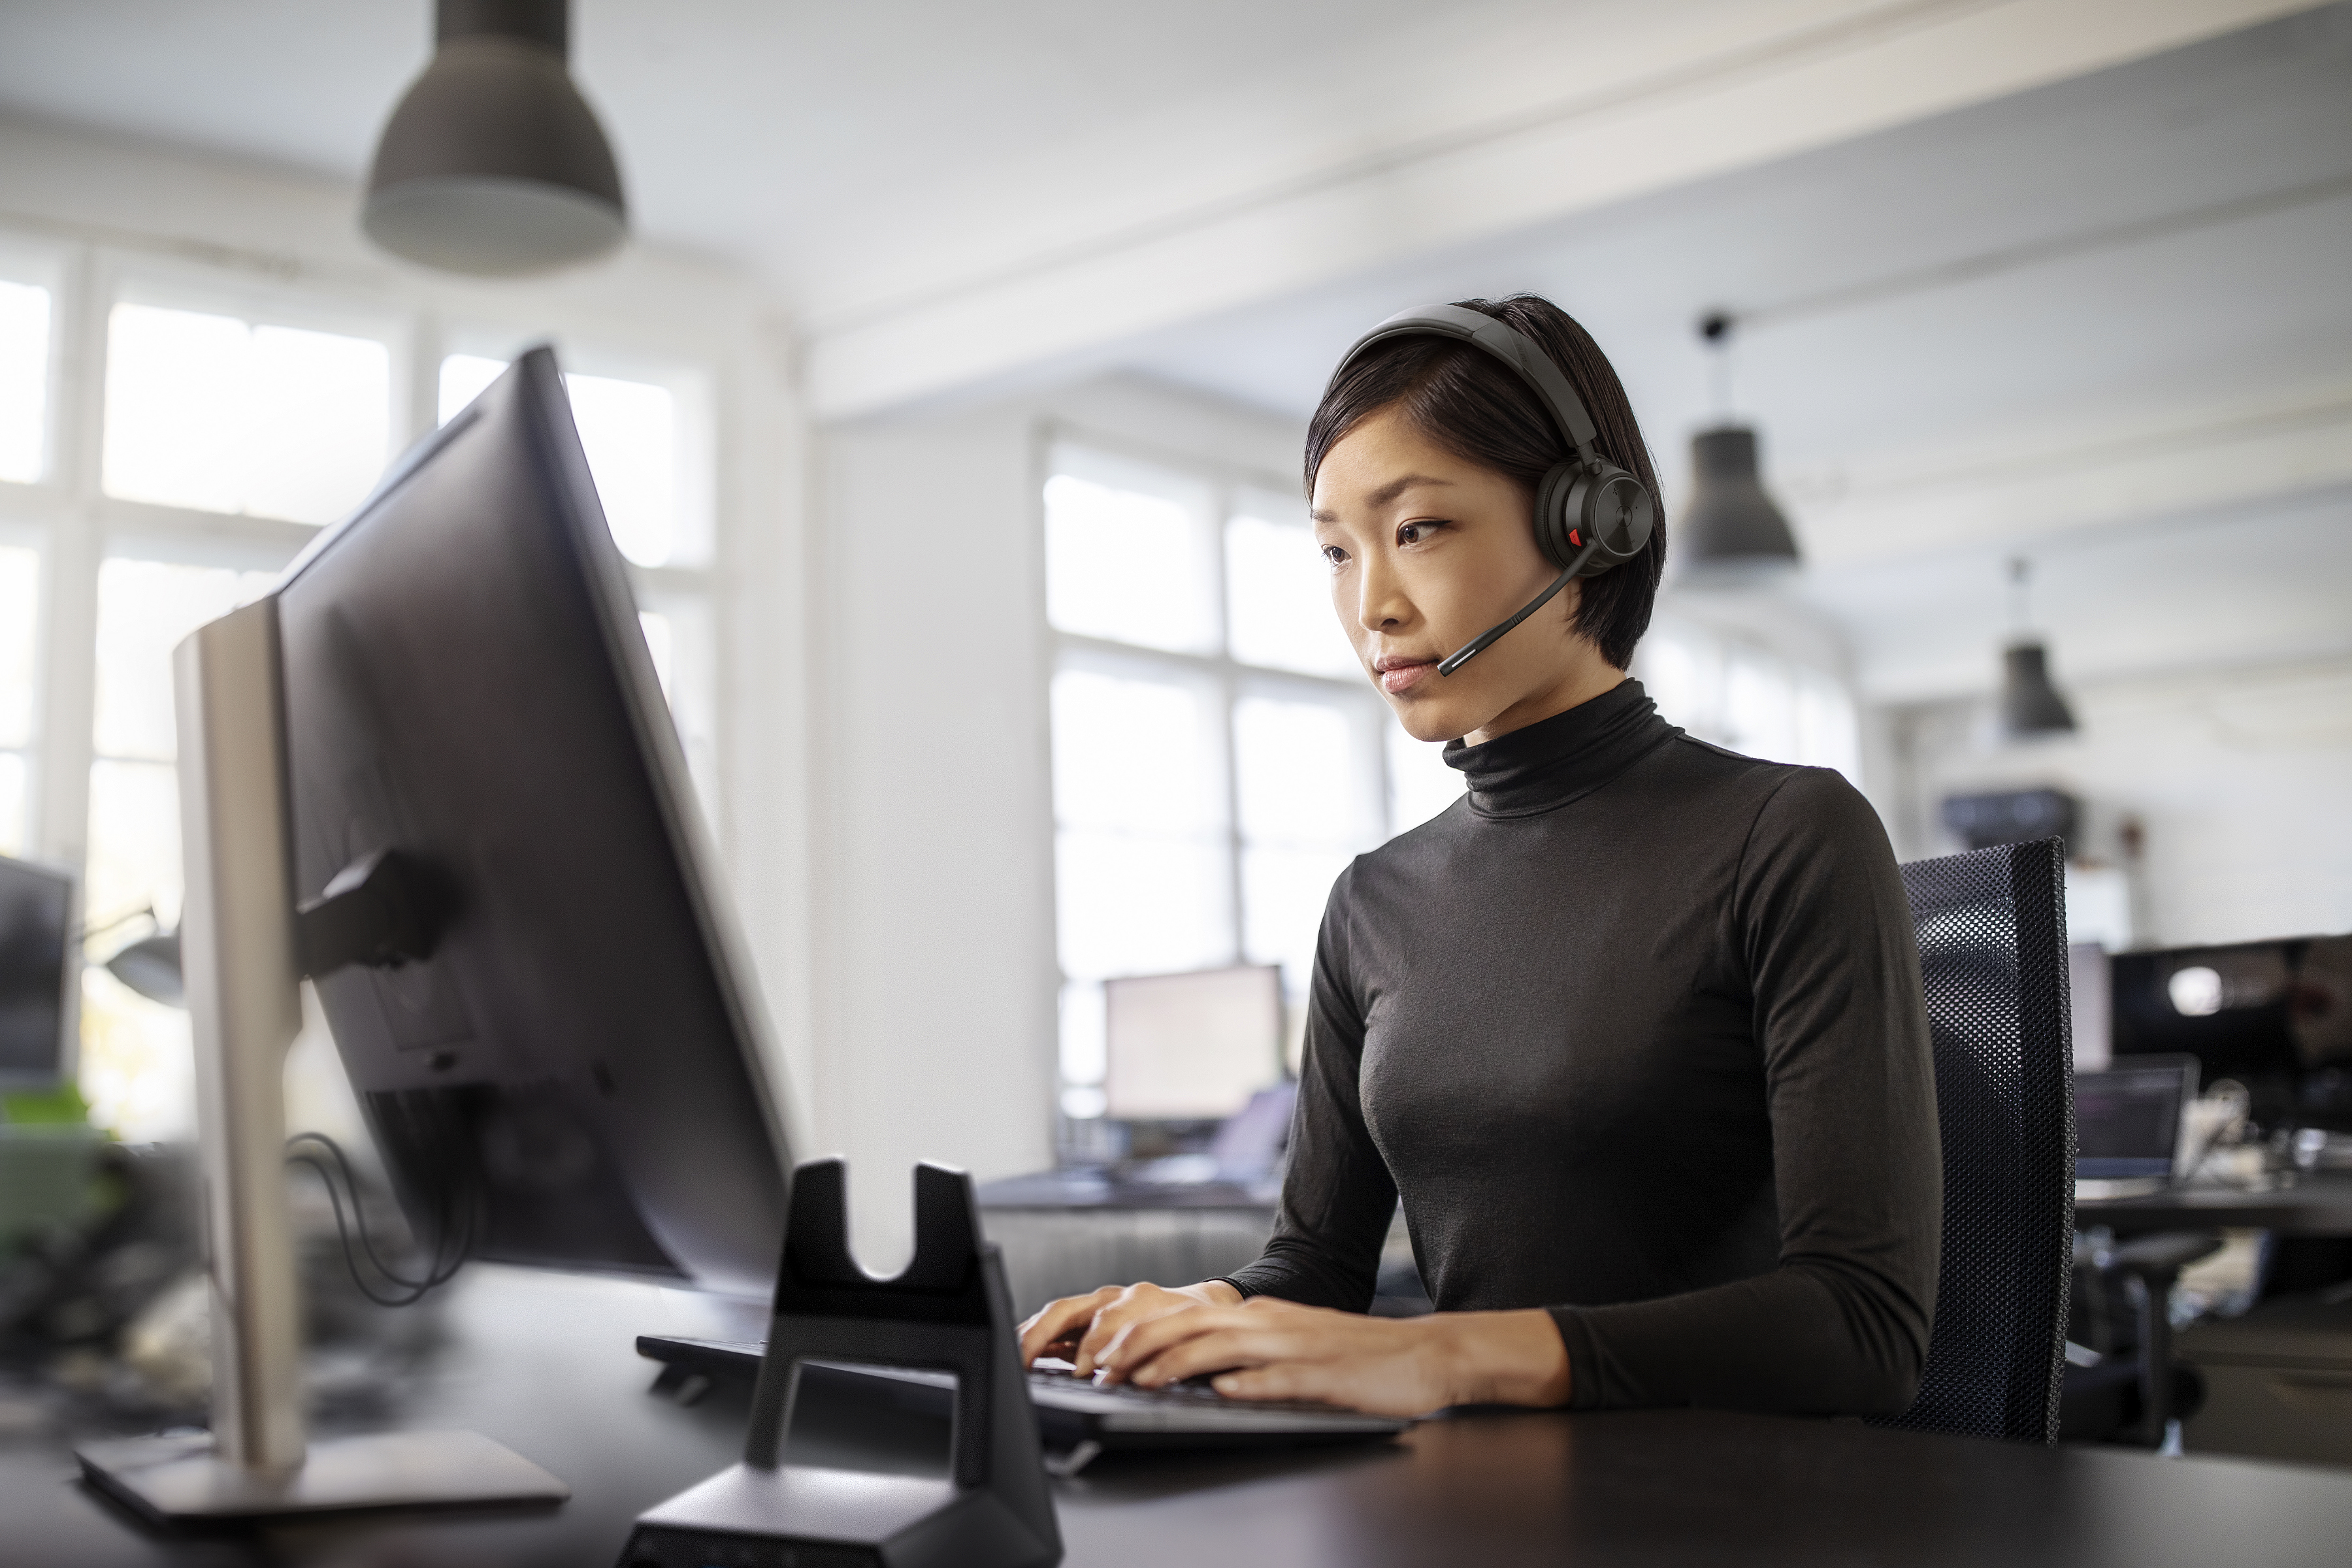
[6, 1266, 2350, 1568]
[2076, 1173, 2352, 1233]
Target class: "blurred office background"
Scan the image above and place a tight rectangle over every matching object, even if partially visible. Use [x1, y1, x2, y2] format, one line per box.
[0, 0, 2347, 1267]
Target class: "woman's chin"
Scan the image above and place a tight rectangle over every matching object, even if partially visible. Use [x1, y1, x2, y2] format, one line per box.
[1385, 695, 1473, 746]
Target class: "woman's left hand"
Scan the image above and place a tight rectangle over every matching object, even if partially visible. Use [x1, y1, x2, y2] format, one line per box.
[1095, 1296, 1572, 1418]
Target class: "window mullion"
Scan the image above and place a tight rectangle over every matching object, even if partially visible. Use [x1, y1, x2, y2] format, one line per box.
[1213, 482, 1247, 970]
[31, 243, 105, 866]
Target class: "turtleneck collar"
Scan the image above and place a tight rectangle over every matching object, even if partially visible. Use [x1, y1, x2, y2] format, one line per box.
[1443, 678, 1679, 819]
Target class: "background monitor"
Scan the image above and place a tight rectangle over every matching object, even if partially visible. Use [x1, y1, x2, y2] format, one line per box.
[2075, 1056, 2198, 1181]
[0, 855, 75, 1088]
[2110, 936, 2352, 1132]
[273, 348, 791, 1298]
[1103, 964, 1282, 1123]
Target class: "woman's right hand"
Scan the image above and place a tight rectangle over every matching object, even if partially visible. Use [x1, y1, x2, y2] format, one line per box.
[1017, 1280, 1243, 1379]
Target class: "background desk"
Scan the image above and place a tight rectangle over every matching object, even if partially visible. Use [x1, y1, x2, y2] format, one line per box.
[7, 1266, 2352, 1567]
[977, 1171, 1277, 1318]
[2076, 1174, 2352, 1236]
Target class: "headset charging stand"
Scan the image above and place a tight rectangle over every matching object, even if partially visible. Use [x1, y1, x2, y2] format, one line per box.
[621, 1158, 1062, 1568]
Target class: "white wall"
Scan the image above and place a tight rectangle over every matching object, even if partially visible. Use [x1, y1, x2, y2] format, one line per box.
[807, 376, 1305, 1268]
[1880, 652, 2352, 947]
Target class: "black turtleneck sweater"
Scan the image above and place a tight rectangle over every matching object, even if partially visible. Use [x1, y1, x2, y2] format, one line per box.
[1222, 679, 1941, 1415]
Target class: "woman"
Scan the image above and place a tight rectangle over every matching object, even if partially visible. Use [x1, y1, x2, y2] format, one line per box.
[1019, 296, 1940, 1418]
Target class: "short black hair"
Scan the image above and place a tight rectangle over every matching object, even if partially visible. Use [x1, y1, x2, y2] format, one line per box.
[1304, 295, 1665, 671]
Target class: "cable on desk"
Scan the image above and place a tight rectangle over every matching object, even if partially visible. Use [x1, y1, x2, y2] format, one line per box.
[286, 1130, 476, 1307]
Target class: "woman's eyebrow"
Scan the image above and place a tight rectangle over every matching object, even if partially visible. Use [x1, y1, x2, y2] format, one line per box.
[1311, 474, 1455, 523]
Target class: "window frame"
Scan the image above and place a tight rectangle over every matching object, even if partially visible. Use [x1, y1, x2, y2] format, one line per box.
[1039, 423, 1412, 1130]
[0, 223, 731, 1136]
[0, 233, 71, 496]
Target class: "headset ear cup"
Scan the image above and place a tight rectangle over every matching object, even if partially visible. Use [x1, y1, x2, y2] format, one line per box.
[1575, 466, 1656, 577]
[1532, 462, 1584, 570]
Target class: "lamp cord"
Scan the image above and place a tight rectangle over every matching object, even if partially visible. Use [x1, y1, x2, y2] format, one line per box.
[284, 1130, 474, 1307]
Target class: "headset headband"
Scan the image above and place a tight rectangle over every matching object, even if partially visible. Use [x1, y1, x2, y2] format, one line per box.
[1328, 303, 1604, 467]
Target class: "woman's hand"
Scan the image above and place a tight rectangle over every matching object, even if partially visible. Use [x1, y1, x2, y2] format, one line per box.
[1098, 1298, 1573, 1419]
[1017, 1280, 1242, 1377]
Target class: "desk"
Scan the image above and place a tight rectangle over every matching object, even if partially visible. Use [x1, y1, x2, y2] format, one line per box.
[2077, 1174, 2352, 1235]
[7, 1266, 2351, 1568]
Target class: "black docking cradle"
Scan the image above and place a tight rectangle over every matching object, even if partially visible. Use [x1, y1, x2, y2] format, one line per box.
[619, 1158, 1063, 1568]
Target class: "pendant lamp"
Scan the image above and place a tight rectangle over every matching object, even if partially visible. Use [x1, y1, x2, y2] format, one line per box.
[1676, 313, 1800, 582]
[363, 0, 628, 276]
[1999, 559, 2078, 738]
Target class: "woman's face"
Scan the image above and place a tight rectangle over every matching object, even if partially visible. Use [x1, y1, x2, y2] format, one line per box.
[1311, 406, 1617, 745]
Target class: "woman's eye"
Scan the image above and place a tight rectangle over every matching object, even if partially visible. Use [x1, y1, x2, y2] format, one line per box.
[1397, 523, 1426, 546]
[1320, 545, 1348, 568]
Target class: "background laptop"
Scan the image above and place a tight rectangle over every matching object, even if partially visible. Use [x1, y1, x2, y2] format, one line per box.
[2076, 1056, 2200, 1198]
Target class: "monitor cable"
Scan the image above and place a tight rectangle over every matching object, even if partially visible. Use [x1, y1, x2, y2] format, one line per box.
[284, 1130, 475, 1307]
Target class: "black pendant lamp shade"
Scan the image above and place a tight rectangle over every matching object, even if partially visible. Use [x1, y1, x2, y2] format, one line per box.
[2001, 642, 2077, 737]
[1678, 426, 1801, 578]
[1999, 558, 2078, 738]
[363, 0, 627, 276]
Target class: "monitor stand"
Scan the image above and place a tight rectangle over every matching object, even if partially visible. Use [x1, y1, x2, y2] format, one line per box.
[73, 600, 567, 1522]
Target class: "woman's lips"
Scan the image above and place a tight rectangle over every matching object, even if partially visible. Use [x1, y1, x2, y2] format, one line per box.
[1378, 659, 1435, 695]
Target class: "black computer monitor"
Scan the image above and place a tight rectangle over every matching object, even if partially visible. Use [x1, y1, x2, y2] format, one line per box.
[0, 854, 75, 1089]
[274, 348, 790, 1298]
[2110, 936, 2352, 1132]
[78, 348, 797, 1521]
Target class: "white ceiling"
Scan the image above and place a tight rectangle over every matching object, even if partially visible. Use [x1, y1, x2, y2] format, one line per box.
[1107, 7, 2352, 698]
[1, 0, 2345, 700]
[0, 0, 1654, 304]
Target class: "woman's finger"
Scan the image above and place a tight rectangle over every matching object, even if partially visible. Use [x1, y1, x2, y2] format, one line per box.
[1017, 1287, 1118, 1365]
[1015, 1291, 1098, 1359]
[1119, 1319, 1316, 1388]
[1094, 1303, 1244, 1380]
[1071, 1284, 1182, 1375]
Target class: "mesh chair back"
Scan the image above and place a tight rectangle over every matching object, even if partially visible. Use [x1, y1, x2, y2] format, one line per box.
[1872, 838, 2076, 1444]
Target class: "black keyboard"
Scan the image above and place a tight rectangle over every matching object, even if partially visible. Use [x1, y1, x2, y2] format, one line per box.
[636, 1335, 1408, 1441]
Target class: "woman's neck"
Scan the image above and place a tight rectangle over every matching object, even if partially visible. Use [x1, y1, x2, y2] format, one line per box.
[1463, 658, 1626, 747]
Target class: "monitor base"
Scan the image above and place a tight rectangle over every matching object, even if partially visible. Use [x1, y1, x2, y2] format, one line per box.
[75, 1429, 568, 1523]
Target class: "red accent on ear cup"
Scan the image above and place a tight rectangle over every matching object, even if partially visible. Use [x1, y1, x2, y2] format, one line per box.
[1570, 529, 1582, 547]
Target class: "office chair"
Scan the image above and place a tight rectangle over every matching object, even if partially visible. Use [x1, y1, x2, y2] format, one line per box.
[1870, 838, 2076, 1445]
[2060, 1232, 2217, 1445]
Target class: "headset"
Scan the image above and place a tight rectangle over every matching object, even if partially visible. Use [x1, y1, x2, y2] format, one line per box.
[1323, 303, 1656, 676]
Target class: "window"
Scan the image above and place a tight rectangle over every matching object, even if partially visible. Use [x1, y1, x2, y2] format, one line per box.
[438, 350, 719, 810]
[1045, 442, 1462, 1123]
[1636, 624, 1861, 782]
[78, 558, 279, 1141]
[102, 302, 393, 524]
[0, 542, 37, 855]
[0, 237, 729, 1143]
[0, 276, 52, 485]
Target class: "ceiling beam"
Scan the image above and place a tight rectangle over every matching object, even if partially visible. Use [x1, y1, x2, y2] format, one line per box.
[803, 0, 2323, 422]
[1791, 382, 2352, 568]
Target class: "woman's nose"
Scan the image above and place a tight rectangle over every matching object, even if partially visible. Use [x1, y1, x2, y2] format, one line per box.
[1354, 552, 1412, 632]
